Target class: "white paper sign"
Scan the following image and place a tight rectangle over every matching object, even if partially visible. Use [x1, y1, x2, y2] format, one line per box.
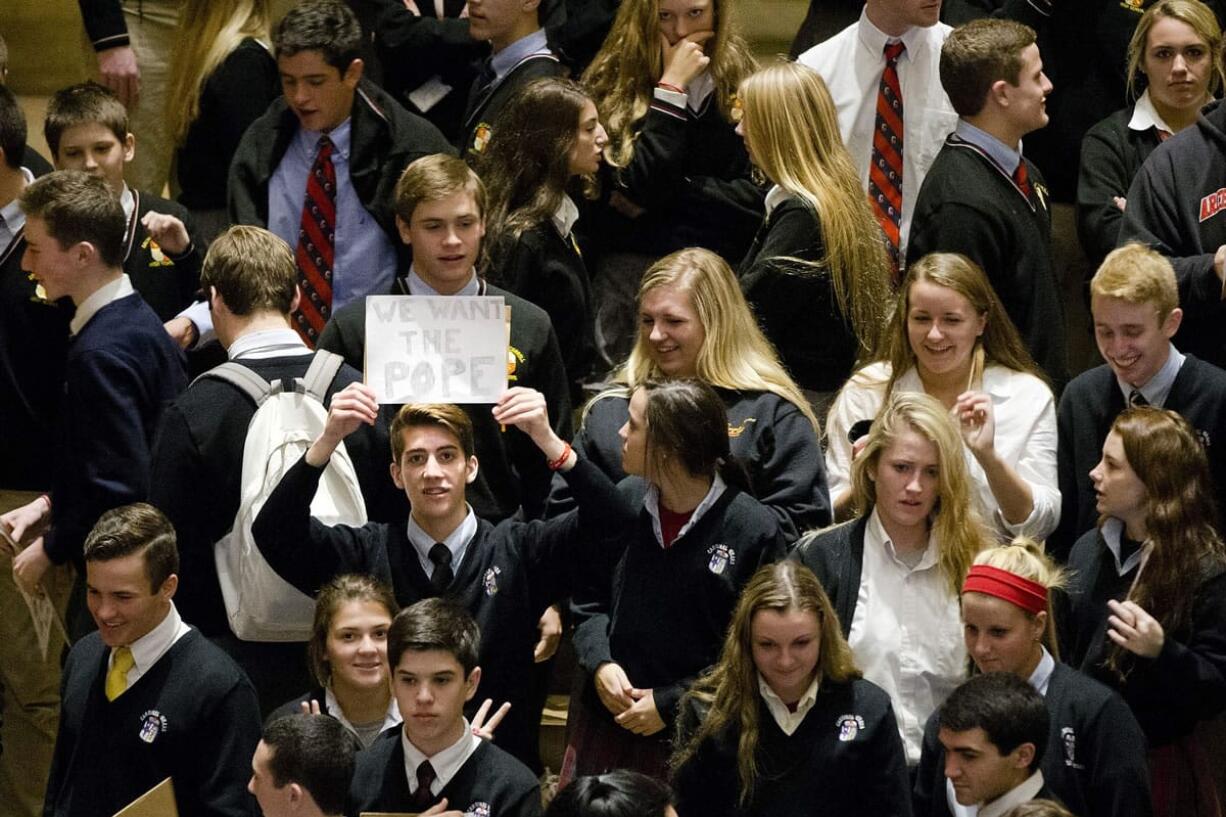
[365, 296, 508, 404]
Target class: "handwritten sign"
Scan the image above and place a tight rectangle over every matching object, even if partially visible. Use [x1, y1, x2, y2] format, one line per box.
[365, 296, 508, 404]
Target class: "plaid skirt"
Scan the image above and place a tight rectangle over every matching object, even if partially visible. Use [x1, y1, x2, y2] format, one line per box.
[1149, 732, 1222, 817]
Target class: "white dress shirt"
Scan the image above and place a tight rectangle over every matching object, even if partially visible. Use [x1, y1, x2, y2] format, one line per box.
[107, 601, 192, 687]
[402, 720, 481, 796]
[406, 507, 479, 580]
[849, 509, 966, 764]
[642, 474, 726, 548]
[825, 362, 1060, 541]
[980, 770, 1046, 817]
[798, 9, 958, 257]
[759, 673, 820, 736]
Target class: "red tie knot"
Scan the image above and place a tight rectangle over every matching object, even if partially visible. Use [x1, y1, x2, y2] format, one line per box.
[884, 41, 906, 63]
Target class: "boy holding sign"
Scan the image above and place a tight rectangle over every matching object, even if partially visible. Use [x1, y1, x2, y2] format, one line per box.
[252, 384, 628, 772]
[319, 154, 571, 523]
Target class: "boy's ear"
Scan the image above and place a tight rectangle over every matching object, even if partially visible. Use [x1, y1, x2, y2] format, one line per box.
[395, 215, 413, 246]
[122, 132, 135, 163]
[342, 58, 364, 88]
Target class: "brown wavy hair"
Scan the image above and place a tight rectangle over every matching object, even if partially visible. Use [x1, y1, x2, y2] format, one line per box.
[1104, 407, 1226, 675]
[308, 574, 399, 687]
[671, 561, 859, 804]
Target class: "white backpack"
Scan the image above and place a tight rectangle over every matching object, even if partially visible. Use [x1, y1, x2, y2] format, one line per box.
[199, 351, 368, 641]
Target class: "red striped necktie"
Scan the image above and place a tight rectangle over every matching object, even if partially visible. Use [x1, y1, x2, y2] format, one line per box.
[870, 40, 906, 279]
[294, 135, 336, 346]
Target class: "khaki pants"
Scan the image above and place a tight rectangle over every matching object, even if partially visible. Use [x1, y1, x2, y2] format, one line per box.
[115, 0, 182, 195]
[0, 489, 74, 817]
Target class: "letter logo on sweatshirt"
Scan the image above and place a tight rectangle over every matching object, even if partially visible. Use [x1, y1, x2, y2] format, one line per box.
[1199, 188, 1226, 222]
[707, 544, 736, 575]
[483, 566, 501, 597]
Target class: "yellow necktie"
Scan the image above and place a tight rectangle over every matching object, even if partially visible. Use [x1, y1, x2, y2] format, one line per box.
[106, 647, 135, 701]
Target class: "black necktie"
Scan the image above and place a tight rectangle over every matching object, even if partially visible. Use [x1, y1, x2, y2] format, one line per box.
[428, 543, 453, 593]
[464, 58, 497, 122]
[1129, 389, 1149, 408]
[410, 760, 437, 810]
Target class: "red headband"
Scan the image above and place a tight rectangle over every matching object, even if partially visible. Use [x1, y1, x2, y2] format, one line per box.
[962, 564, 1048, 616]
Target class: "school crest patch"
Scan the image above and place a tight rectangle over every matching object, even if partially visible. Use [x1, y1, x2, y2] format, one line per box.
[465, 801, 491, 817]
[141, 237, 174, 267]
[1060, 726, 1085, 769]
[707, 544, 735, 575]
[138, 710, 169, 744]
[471, 123, 492, 154]
[836, 714, 864, 742]
[727, 417, 757, 438]
[507, 345, 525, 382]
[483, 566, 501, 597]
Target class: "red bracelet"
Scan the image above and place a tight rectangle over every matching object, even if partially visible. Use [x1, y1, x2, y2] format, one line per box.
[657, 81, 686, 94]
[547, 443, 573, 472]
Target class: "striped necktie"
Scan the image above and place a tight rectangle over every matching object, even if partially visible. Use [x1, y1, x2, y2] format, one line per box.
[294, 134, 336, 346]
[870, 40, 906, 279]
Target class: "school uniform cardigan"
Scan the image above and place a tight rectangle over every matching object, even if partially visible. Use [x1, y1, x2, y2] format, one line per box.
[907, 135, 1068, 388]
[913, 662, 1153, 817]
[252, 454, 628, 770]
[459, 53, 564, 158]
[349, 728, 542, 817]
[0, 229, 70, 491]
[45, 628, 261, 817]
[737, 196, 862, 394]
[1052, 355, 1226, 559]
[569, 478, 787, 726]
[792, 517, 869, 639]
[1065, 526, 1226, 747]
[673, 679, 912, 817]
[587, 89, 765, 264]
[548, 389, 830, 540]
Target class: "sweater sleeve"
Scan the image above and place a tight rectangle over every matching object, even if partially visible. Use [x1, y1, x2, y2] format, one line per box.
[1081, 689, 1155, 817]
[509, 323, 573, 520]
[751, 399, 831, 539]
[251, 454, 393, 594]
[864, 699, 915, 817]
[1076, 117, 1133, 265]
[78, 0, 128, 50]
[45, 349, 159, 565]
[1120, 153, 1225, 311]
[1144, 571, 1226, 714]
[183, 675, 262, 817]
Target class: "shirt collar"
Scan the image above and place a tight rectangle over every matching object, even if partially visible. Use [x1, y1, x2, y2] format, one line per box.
[119, 184, 135, 222]
[1101, 517, 1148, 577]
[406, 267, 481, 297]
[227, 327, 311, 360]
[764, 185, 795, 218]
[867, 507, 938, 571]
[296, 118, 352, 158]
[120, 602, 184, 676]
[1129, 88, 1178, 135]
[758, 672, 820, 735]
[70, 273, 135, 335]
[490, 28, 551, 78]
[401, 720, 481, 795]
[324, 685, 402, 737]
[687, 71, 716, 111]
[857, 7, 926, 60]
[406, 506, 479, 571]
[955, 119, 1022, 175]
[0, 166, 34, 241]
[979, 770, 1045, 817]
[1027, 646, 1056, 696]
[643, 473, 726, 548]
[1115, 343, 1184, 406]
[551, 194, 580, 238]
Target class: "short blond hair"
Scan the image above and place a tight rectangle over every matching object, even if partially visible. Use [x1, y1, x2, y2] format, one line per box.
[1090, 243, 1179, 321]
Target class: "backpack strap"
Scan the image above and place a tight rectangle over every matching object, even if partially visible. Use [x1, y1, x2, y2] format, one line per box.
[192, 361, 274, 405]
[303, 350, 345, 403]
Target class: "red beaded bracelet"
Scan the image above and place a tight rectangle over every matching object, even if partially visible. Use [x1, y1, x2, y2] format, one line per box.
[547, 443, 573, 472]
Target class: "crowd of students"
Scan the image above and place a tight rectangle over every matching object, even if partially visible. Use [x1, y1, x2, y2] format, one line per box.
[2, 0, 1226, 815]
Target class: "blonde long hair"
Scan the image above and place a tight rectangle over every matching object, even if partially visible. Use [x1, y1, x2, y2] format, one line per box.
[1126, 0, 1224, 100]
[739, 61, 893, 362]
[850, 392, 990, 596]
[580, 0, 757, 168]
[604, 247, 819, 433]
[672, 561, 860, 805]
[167, 0, 271, 146]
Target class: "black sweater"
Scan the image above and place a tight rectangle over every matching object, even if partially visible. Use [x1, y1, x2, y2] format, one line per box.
[907, 135, 1067, 388]
[1053, 355, 1226, 559]
[737, 196, 864, 393]
[570, 479, 786, 726]
[913, 662, 1153, 817]
[1076, 106, 1163, 270]
[317, 278, 573, 521]
[148, 353, 390, 637]
[0, 230, 70, 490]
[673, 680, 912, 817]
[492, 220, 594, 399]
[1120, 99, 1226, 370]
[46, 628, 261, 817]
[548, 389, 830, 540]
[349, 728, 542, 817]
[792, 516, 869, 640]
[253, 455, 628, 769]
[460, 53, 564, 159]
[177, 38, 280, 212]
[1065, 527, 1226, 747]
[586, 90, 765, 263]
